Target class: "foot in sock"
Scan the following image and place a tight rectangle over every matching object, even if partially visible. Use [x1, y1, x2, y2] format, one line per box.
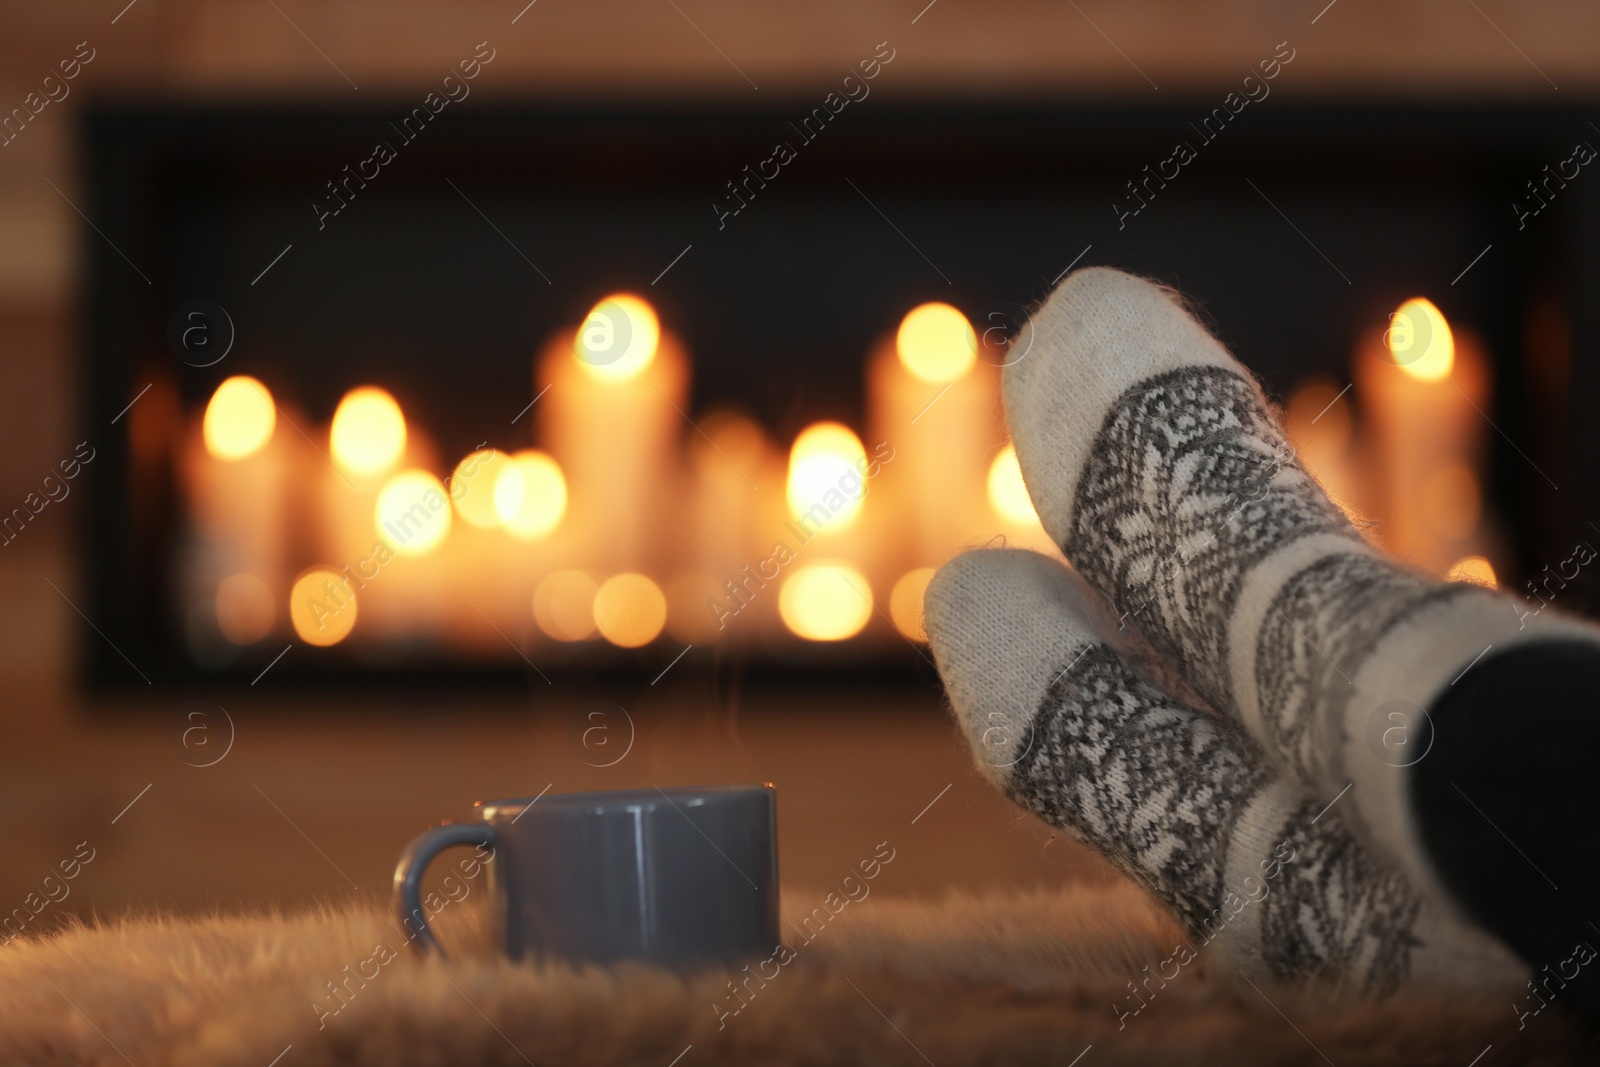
[925, 547, 1526, 994]
[1001, 266, 1600, 896]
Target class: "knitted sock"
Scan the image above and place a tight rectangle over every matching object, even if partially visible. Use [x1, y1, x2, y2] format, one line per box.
[925, 547, 1525, 995]
[1002, 266, 1600, 897]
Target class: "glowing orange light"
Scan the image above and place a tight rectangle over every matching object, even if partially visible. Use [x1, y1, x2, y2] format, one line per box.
[1446, 555, 1498, 588]
[202, 376, 276, 460]
[215, 573, 275, 644]
[534, 570, 600, 642]
[786, 422, 868, 528]
[330, 387, 407, 475]
[494, 450, 567, 540]
[593, 573, 667, 648]
[896, 302, 977, 384]
[778, 561, 872, 641]
[289, 567, 358, 647]
[1421, 464, 1481, 541]
[987, 445, 1037, 525]
[375, 469, 453, 556]
[450, 448, 517, 530]
[1286, 378, 1353, 454]
[1387, 298, 1455, 382]
[575, 294, 660, 382]
[889, 568, 936, 642]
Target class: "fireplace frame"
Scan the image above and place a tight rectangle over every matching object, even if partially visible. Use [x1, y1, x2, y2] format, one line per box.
[78, 97, 1600, 691]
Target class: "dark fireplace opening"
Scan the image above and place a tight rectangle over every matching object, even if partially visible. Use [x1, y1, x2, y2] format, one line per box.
[79, 99, 1600, 691]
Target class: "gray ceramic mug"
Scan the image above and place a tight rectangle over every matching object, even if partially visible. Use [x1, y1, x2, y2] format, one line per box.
[393, 783, 779, 968]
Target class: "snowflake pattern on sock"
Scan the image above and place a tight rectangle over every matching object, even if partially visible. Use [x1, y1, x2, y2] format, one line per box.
[1064, 366, 1357, 716]
[1007, 645, 1262, 930]
[1258, 796, 1423, 997]
[1256, 552, 1470, 790]
[1064, 365, 1471, 786]
[1005, 643, 1424, 993]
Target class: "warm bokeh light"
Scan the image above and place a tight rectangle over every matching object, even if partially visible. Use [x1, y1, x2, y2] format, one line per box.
[289, 567, 358, 647]
[533, 570, 599, 641]
[666, 574, 728, 643]
[779, 561, 873, 641]
[494, 450, 567, 540]
[375, 470, 453, 555]
[1447, 555, 1498, 588]
[889, 568, 936, 642]
[592, 573, 667, 648]
[1285, 377, 1354, 455]
[988, 445, 1037, 525]
[202, 376, 276, 460]
[1387, 297, 1455, 382]
[215, 572, 275, 644]
[896, 302, 977, 384]
[786, 422, 868, 527]
[575, 293, 660, 382]
[1421, 463, 1481, 541]
[331, 386, 407, 475]
[450, 448, 518, 529]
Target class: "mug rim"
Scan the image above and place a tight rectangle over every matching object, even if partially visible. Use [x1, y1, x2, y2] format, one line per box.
[476, 782, 774, 818]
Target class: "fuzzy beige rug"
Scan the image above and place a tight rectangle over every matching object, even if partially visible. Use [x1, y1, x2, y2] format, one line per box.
[1, 883, 1590, 1066]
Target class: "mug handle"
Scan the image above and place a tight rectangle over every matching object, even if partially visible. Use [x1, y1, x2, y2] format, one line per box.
[392, 821, 498, 958]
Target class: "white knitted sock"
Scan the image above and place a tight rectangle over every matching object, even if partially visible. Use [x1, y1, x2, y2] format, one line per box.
[1002, 266, 1600, 896]
[925, 548, 1526, 995]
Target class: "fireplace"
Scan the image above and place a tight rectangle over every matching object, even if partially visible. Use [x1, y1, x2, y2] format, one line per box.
[76, 99, 1600, 689]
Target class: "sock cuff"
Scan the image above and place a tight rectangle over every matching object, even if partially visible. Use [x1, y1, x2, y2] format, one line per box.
[1226, 531, 1385, 741]
[1345, 589, 1600, 897]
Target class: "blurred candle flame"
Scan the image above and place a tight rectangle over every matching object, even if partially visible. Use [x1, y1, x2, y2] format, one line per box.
[896, 302, 977, 384]
[779, 561, 873, 641]
[786, 422, 868, 527]
[494, 449, 567, 540]
[987, 444, 1037, 525]
[1387, 297, 1455, 382]
[889, 567, 936, 642]
[593, 573, 667, 647]
[575, 293, 660, 382]
[375, 469, 453, 556]
[289, 567, 358, 646]
[450, 448, 515, 530]
[331, 386, 407, 475]
[203, 376, 276, 460]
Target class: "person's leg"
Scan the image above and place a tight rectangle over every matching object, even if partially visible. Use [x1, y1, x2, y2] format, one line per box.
[1002, 266, 1600, 912]
[924, 547, 1525, 994]
[1412, 641, 1600, 1018]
